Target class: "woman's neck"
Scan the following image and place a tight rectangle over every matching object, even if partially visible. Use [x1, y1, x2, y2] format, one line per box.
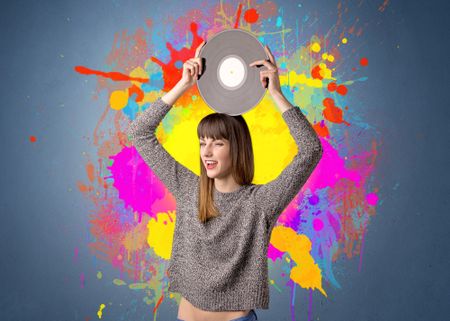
[214, 176, 241, 193]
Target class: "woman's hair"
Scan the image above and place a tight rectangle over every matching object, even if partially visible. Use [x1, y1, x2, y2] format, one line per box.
[196, 113, 254, 223]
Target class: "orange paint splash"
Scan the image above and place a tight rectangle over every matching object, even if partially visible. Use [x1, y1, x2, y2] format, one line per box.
[74, 66, 149, 83]
[86, 162, 95, 183]
[77, 181, 94, 193]
[244, 8, 259, 24]
[378, 0, 390, 12]
[322, 97, 350, 126]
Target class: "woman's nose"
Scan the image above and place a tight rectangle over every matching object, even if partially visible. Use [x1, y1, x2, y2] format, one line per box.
[203, 145, 213, 156]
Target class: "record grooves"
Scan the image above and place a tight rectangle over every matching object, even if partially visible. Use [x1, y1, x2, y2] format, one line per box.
[197, 29, 269, 115]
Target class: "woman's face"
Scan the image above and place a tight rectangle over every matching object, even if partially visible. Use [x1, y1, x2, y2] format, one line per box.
[200, 137, 232, 179]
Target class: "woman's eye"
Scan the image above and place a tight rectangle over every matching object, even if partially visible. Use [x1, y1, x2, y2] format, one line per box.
[200, 142, 223, 146]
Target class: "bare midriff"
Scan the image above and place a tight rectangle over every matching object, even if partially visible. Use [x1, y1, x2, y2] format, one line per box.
[177, 296, 251, 321]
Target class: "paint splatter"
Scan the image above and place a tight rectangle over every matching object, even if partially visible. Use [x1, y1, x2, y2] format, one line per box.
[378, 0, 390, 12]
[74, 66, 149, 82]
[328, 82, 348, 95]
[75, 0, 384, 319]
[97, 304, 106, 319]
[244, 8, 259, 24]
[271, 225, 327, 297]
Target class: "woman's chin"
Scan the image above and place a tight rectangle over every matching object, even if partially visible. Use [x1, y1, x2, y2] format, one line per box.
[206, 171, 217, 178]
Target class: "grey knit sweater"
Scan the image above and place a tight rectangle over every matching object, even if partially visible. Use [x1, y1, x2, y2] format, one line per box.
[125, 96, 323, 311]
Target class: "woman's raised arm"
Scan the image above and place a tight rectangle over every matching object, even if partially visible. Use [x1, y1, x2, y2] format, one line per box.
[125, 41, 206, 200]
[250, 45, 323, 227]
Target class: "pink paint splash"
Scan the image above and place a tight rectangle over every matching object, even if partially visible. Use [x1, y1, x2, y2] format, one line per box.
[107, 145, 176, 222]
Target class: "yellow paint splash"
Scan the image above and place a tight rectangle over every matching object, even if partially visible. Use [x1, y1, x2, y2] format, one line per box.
[318, 63, 333, 79]
[311, 42, 321, 52]
[97, 303, 106, 319]
[110, 89, 128, 110]
[129, 282, 149, 290]
[113, 278, 126, 286]
[280, 71, 323, 88]
[321, 53, 335, 62]
[96, 271, 102, 279]
[147, 211, 176, 260]
[342, 37, 348, 44]
[270, 225, 327, 297]
[130, 67, 148, 87]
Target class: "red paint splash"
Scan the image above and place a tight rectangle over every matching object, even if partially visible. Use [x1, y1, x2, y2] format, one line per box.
[74, 65, 149, 83]
[244, 8, 259, 24]
[234, 3, 243, 28]
[29, 135, 37, 143]
[311, 65, 324, 80]
[150, 22, 204, 93]
[322, 97, 350, 126]
[359, 57, 368, 66]
[153, 294, 164, 314]
[128, 84, 144, 102]
[313, 120, 330, 138]
[336, 85, 348, 95]
[327, 82, 348, 95]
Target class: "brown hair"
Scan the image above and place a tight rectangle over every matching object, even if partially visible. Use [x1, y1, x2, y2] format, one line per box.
[196, 113, 255, 223]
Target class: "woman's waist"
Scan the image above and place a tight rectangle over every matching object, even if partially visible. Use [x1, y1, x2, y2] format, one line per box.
[178, 296, 251, 321]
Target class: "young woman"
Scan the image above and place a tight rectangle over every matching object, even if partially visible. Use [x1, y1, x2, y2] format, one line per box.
[126, 41, 323, 321]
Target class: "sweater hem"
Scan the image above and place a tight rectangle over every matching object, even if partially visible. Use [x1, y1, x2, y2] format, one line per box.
[168, 280, 270, 311]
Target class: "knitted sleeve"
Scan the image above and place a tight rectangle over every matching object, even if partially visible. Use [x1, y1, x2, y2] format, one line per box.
[125, 97, 198, 200]
[254, 106, 323, 227]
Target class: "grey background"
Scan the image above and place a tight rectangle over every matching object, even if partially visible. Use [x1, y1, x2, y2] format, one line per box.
[1, 0, 449, 320]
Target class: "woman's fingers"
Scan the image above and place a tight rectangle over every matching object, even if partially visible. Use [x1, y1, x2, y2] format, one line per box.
[249, 59, 275, 70]
[191, 60, 198, 78]
[192, 58, 202, 75]
[259, 69, 278, 88]
[260, 72, 267, 88]
[195, 40, 206, 58]
[186, 59, 202, 78]
[185, 61, 195, 77]
[264, 45, 276, 66]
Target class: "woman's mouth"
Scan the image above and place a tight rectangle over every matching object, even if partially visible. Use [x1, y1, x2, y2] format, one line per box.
[206, 161, 218, 170]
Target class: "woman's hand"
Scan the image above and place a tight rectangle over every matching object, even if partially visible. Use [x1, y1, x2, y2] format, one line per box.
[179, 40, 206, 89]
[249, 45, 282, 98]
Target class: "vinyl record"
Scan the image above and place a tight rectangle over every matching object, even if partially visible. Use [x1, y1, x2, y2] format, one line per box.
[197, 29, 268, 116]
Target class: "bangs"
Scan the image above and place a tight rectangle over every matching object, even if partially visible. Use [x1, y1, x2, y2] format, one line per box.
[197, 114, 230, 141]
